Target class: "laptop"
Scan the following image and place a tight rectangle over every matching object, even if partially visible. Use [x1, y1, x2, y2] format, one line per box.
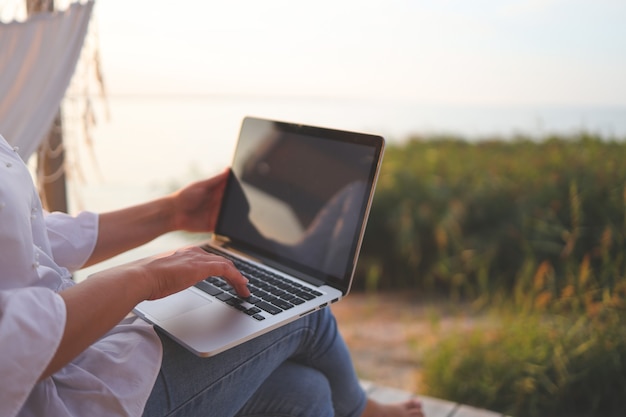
[134, 116, 385, 357]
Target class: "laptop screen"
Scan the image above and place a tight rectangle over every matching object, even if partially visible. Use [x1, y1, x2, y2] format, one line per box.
[215, 117, 384, 291]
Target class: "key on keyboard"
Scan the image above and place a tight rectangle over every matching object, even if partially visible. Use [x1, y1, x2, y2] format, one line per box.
[193, 252, 323, 319]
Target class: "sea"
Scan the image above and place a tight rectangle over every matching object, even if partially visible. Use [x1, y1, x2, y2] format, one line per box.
[68, 95, 626, 280]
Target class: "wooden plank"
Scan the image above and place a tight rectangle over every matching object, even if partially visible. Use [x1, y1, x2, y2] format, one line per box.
[452, 404, 503, 417]
[368, 384, 413, 403]
[421, 396, 458, 417]
[362, 381, 458, 417]
[360, 380, 377, 394]
[360, 381, 508, 417]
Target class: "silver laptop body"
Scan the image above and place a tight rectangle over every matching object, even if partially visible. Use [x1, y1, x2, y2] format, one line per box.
[134, 116, 385, 357]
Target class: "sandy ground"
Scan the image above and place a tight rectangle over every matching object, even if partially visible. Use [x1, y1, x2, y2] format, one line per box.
[331, 291, 485, 395]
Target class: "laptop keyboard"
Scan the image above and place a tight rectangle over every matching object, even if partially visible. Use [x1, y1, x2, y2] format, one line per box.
[194, 253, 323, 321]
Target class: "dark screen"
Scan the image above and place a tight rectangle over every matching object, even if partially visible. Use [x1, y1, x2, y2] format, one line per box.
[216, 117, 383, 287]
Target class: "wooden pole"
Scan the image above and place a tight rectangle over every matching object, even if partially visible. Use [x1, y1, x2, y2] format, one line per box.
[38, 112, 67, 212]
[27, 0, 68, 213]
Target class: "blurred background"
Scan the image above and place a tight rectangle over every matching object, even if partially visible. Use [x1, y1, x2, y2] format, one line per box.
[3, 0, 622, 192]
[81, 0, 626, 272]
[4, 0, 625, 206]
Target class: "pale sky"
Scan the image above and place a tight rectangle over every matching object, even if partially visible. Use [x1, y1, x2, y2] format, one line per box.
[93, 0, 626, 106]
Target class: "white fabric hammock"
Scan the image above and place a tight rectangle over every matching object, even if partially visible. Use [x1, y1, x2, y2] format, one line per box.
[0, 1, 94, 161]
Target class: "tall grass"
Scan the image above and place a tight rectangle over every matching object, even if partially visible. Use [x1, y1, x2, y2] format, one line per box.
[421, 304, 626, 417]
[362, 133, 626, 416]
[357, 132, 626, 307]
[420, 244, 626, 416]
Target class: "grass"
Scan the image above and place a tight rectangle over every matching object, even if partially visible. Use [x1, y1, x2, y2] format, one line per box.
[352, 132, 626, 416]
[357, 132, 626, 301]
[420, 302, 626, 417]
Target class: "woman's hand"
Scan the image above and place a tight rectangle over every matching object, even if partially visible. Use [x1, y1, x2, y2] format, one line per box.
[86, 170, 230, 267]
[43, 247, 249, 381]
[135, 246, 250, 300]
[168, 169, 229, 233]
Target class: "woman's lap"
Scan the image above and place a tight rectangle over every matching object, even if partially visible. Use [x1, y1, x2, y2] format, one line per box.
[235, 361, 334, 417]
[142, 308, 367, 417]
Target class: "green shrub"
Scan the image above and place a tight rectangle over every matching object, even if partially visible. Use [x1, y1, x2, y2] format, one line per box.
[421, 308, 626, 417]
[351, 132, 626, 415]
[357, 132, 626, 304]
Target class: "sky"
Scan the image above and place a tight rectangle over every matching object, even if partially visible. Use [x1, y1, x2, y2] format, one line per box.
[3, 0, 626, 198]
[92, 0, 626, 106]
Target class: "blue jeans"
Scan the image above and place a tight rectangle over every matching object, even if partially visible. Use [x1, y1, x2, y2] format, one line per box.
[142, 307, 367, 417]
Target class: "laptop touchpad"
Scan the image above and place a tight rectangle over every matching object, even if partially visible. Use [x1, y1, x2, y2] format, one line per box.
[140, 290, 209, 321]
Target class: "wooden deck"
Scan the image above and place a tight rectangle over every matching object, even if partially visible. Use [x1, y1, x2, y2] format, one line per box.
[361, 381, 509, 417]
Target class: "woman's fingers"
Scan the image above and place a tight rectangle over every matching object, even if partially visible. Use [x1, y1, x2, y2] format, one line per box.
[201, 252, 250, 298]
[143, 247, 249, 300]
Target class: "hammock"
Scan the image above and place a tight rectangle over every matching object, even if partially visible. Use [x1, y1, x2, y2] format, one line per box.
[0, 1, 94, 161]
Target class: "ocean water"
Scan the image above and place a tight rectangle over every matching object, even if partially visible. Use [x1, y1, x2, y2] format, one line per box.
[70, 96, 626, 279]
[73, 96, 626, 195]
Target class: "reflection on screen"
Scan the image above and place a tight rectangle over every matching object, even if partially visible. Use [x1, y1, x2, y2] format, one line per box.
[217, 118, 380, 282]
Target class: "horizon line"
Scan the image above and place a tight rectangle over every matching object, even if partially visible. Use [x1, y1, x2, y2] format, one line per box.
[63, 93, 626, 109]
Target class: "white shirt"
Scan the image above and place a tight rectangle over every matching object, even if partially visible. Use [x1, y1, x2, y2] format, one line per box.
[0, 135, 162, 417]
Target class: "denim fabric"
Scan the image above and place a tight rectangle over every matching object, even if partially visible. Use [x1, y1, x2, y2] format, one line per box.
[143, 307, 367, 417]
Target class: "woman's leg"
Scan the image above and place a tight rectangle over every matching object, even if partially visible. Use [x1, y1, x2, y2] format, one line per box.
[235, 361, 334, 417]
[142, 307, 367, 417]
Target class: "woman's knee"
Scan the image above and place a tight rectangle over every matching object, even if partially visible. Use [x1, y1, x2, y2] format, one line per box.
[237, 361, 333, 417]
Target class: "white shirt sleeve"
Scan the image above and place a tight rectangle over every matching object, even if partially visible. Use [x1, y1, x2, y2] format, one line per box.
[0, 135, 161, 416]
[45, 211, 98, 272]
[0, 287, 66, 417]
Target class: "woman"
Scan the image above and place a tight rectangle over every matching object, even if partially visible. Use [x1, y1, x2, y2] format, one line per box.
[0, 134, 423, 417]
